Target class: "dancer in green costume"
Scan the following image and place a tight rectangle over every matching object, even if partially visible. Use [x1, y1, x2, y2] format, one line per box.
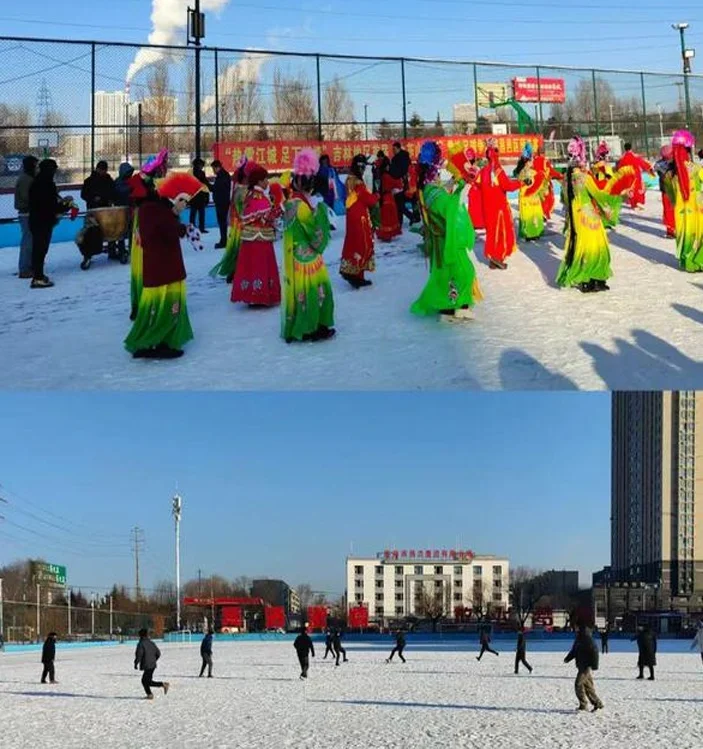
[281, 148, 335, 343]
[411, 141, 482, 319]
[209, 158, 250, 281]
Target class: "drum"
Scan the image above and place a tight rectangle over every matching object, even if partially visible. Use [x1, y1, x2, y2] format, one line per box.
[87, 206, 129, 242]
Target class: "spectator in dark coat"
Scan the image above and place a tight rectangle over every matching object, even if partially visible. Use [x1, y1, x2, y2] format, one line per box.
[476, 629, 499, 660]
[114, 163, 135, 207]
[14, 155, 38, 278]
[634, 625, 657, 680]
[564, 625, 603, 711]
[211, 160, 232, 248]
[332, 628, 348, 666]
[599, 625, 610, 654]
[323, 628, 335, 659]
[514, 628, 533, 674]
[189, 158, 211, 233]
[134, 628, 170, 699]
[199, 629, 214, 678]
[28, 159, 74, 288]
[81, 160, 117, 209]
[386, 630, 407, 663]
[315, 155, 334, 209]
[389, 141, 412, 227]
[293, 626, 315, 679]
[40, 632, 58, 684]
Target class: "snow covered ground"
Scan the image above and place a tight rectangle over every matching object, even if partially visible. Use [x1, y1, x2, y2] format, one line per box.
[1, 640, 702, 749]
[2, 195, 702, 390]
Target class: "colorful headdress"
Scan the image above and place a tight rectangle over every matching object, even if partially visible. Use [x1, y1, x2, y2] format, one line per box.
[156, 172, 207, 202]
[446, 143, 471, 181]
[672, 129, 695, 200]
[595, 141, 610, 160]
[292, 147, 320, 177]
[141, 148, 169, 176]
[567, 136, 587, 166]
[522, 142, 533, 160]
[418, 141, 444, 182]
[465, 148, 476, 162]
[247, 164, 269, 188]
[660, 144, 673, 160]
[672, 129, 695, 149]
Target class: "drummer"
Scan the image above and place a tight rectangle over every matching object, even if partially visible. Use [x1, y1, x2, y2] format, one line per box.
[81, 161, 117, 210]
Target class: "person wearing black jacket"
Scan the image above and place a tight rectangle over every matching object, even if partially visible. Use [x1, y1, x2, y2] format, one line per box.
[293, 626, 315, 679]
[476, 629, 499, 660]
[634, 625, 656, 680]
[40, 632, 58, 684]
[564, 624, 603, 711]
[199, 629, 214, 678]
[28, 159, 73, 288]
[323, 628, 335, 659]
[211, 160, 232, 248]
[514, 628, 533, 674]
[134, 628, 170, 699]
[332, 628, 348, 666]
[386, 631, 406, 663]
[81, 161, 117, 209]
[189, 158, 210, 233]
[389, 141, 412, 227]
[599, 625, 609, 654]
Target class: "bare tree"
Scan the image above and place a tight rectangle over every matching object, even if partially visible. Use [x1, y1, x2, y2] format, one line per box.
[414, 581, 449, 632]
[272, 68, 318, 140]
[509, 566, 543, 627]
[0, 104, 30, 154]
[322, 76, 354, 141]
[219, 69, 264, 142]
[142, 62, 176, 153]
[296, 584, 314, 613]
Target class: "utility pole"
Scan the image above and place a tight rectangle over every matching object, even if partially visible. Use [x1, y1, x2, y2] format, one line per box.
[172, 493, 183, 631]
[364, 104, 369, 141]
[131, 527, 144, 611]
[0, 577, 4, 644]
[67, 586, 71, 636]
[36, 583, 40, 642]
[91, 593, 95, 638]
[109, 595, 113, 638]
[673, 22, 694, 128]
[188, 1, 205, 161]
[198, 568, 202, 598]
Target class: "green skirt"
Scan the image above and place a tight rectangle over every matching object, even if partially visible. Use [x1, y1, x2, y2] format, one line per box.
[130, 212, 143, 317]
[124, 281, 194, 353]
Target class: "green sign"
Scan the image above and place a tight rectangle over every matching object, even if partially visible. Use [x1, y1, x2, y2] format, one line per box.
[31, 561, 67, 586]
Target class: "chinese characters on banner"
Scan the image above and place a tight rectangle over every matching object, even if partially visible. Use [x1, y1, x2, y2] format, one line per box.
[213, 134, 544, 172]
[348, 605, 369, 628]
[378, 549, 476, 561]
[512, 77, 566, 104]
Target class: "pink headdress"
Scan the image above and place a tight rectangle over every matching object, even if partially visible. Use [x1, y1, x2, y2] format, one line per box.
[141, 148, 169, 176]
[672, 130, 694, 201]
[672, 129, 695, 149]
[567, 136, 587, 166]
[595, 141, 610, 160]
[292, 148, 320, 177]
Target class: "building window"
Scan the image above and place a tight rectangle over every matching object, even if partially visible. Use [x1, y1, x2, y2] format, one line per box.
[376, 580, 384, 589]
[395, 580, 404, 589]
[395, 594, 404, 602]
[395, 566, 403, 575]
[354, 565, 363, 575]
[454, 593, 463, 602]
[493, 565, 502, 577]
[375, 566, 383, 575]
[454, 566, 463, 576]
[414, 566, 423, 575]
[493, 593, 503, 603]
[435, 580, 443, 587]
[375, 593, 384, 602]
[355, 581, 364, 589]
[434, 566, 443, 574]
[355, 593, 363, 602]
[454, 580, 462, 588]
[395, 606, 404, 615]
[376, 606, 384, 615]
[474, 566, 483, 576]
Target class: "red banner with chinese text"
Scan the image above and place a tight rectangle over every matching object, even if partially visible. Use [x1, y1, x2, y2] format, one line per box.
[307, 605, 328, 631]
[348, 605, 369, 629]
[212, 134, 543, 172]
[264, 605, 286, 630]
[512, 77, 566, 104]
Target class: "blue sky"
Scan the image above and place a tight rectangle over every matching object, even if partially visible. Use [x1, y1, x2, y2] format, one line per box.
[0, 393, 610, 597]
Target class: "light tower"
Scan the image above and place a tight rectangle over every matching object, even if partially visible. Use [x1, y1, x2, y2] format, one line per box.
[672, 22, 694, 128]
[172, 493, 183, 631]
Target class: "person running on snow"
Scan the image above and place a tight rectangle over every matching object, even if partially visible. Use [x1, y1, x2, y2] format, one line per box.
[294, 625, 315, 679]
[199, 629, 214, 678]
[514, 628, 533, 674]
[386, 630, 407, 663]
[332, 629, 348, 666]
[323, 628, 335, 660]
[40, 632, 58, 684]
[690, 621, 703, 667]
[564, 624, 603, 712]
[134, 628, 170, 700]
[476, 628, 499, 660]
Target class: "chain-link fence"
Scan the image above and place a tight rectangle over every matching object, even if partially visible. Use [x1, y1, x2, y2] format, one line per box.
[1, 34, 702, 195]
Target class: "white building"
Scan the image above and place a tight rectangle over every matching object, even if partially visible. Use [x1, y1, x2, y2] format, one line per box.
[346, 548, 509, 623]
[94, 90, 127, 157]
[452, 103, 477, 129]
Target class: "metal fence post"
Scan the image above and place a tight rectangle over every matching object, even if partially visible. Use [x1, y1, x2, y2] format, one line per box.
[214, 48, 220, 145]
[401, 58, 408, 139]
[473, 63, 480, 135]
[90, 42, 96, 168]
[138, 103, 143, 166]
[640, 72, 650, 155]
[591, 69, 600, 142]
[535, 66, 543, 131]
[316, 54, 323, 142]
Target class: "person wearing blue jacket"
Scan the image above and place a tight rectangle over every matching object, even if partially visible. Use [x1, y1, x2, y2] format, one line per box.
[199, 629, 214, 678]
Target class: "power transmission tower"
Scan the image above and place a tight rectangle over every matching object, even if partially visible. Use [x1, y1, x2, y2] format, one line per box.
[131, 527, 145, 611]
[36, 79, 53, 127]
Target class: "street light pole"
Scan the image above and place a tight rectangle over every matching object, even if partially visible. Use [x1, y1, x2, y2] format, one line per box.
[188, 1, 205, 161]
[364, 104, 369, 141]
[657, 104, 664, 139]
[673, 23, 693, 128]
[91, 593, 95, 637]
[172, 493, 183, 631]
[609, 104, 615, 136]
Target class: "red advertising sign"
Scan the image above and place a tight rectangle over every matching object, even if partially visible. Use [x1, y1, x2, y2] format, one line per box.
[512, 77, 566, 104]
[220, 605, 243, 628]
[264, 605, 286, 630]
[307, 605, 328, 631]
[348, 605, 369, 628]
[213, 134, 543, 173]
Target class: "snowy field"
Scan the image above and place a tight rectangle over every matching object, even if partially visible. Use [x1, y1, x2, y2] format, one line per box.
[2, 194, 702, 390]
[1, 640, 702, 749]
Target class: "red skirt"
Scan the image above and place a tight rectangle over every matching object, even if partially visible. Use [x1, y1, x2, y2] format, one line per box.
[469, 184, 485, 229]
[231, 239, 281, 306]
[541, 187, 555, 220]
[377, 194, 401, 241]
[662, 192, 675, 237]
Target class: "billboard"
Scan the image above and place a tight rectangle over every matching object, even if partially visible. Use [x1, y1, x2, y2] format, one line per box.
[264, 605, 286, 630]
[348, 605, 369, 629]
[306, 605, 328, 631]
[31, 561, 66, 586]
[512, 77, 566, 104]
[475, 83, 510, 107]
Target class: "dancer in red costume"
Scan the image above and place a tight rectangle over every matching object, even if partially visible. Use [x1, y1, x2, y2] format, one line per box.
[479, 141, 522, 269]
[376, 154, 403, 241]
[465, 148, 485, 229]
[591, 142, 614, 190]
[616, 142, 653, 209]
[654, 145, 675, 238]
[532, 146, 562, 220]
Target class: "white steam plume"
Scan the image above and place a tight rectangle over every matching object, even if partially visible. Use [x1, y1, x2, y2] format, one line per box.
[126, 0, 231, 84]
[201, 54, 268, 115]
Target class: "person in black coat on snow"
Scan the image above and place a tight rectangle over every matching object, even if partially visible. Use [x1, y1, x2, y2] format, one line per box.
[294, 626, 315, 679]
[323, 628, 335, 659]
[514, 628, 533, 674]
[189, 158, 210, 233]
[134, 628, 170, 699]
[389, 141, 412, 226]
[564, 624, 603, 711]
[386, 630, 406, 663]
[211, 160, 232, 248]
[633, 625, 657, 680]
[40, 632, 58, 684]
[476, 629, 499, 660]
[199, 629, 214, 677]
[332, 628, 348, 666]
[28, 159, 75, 287]
[81, 160, 117, 209]
[599, 625, 610, 654]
